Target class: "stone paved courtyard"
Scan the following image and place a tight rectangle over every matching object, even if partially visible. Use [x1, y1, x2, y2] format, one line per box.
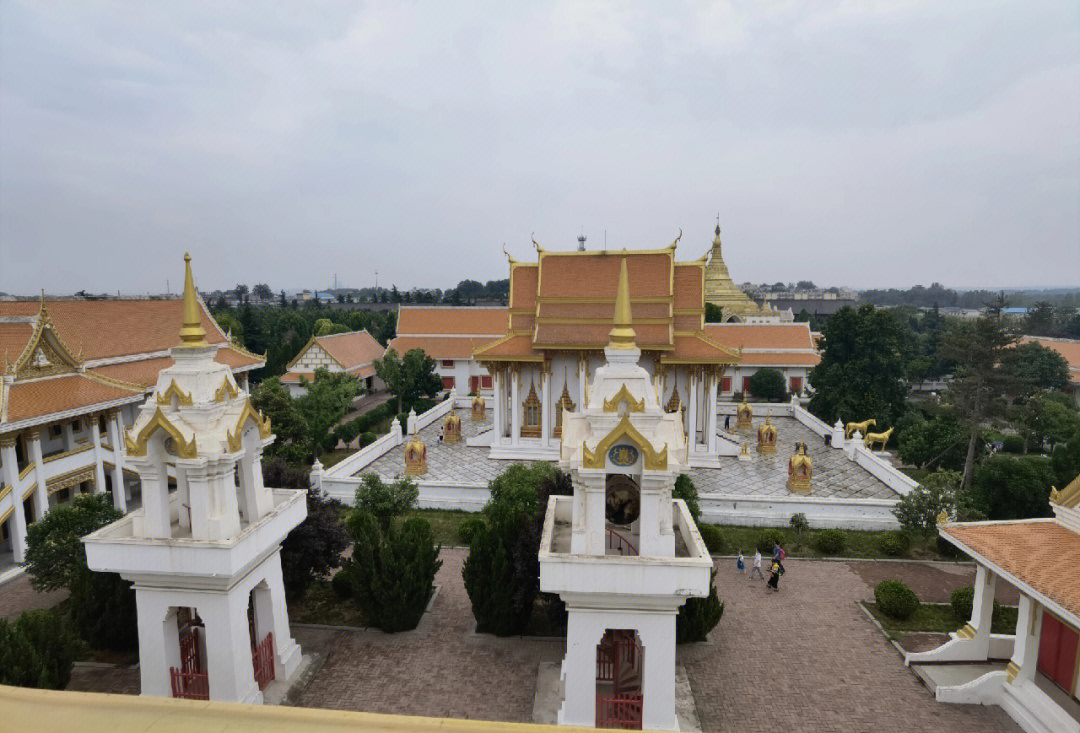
[360, 414, 899, 501]
[44, 550, 1020, 731]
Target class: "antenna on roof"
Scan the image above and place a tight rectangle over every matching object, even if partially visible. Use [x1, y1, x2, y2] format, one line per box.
[577, 228, 586, 251]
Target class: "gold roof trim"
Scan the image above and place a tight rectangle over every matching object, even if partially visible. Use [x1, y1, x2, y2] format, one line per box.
[125, 407, 197, 459]
[225, 398, 273, 452]
[582, 414, 668, 471]
[1049, 473, 1080, 509]
[156, 379, 193, 407]
[214, 376, 240, 403]
[13, 299, 82, 379]
[602, 384, 645, 414]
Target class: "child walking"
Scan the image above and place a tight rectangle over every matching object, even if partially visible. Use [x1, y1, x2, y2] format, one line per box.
[736, 551, 745, 573]
[749, 549, 765, 580]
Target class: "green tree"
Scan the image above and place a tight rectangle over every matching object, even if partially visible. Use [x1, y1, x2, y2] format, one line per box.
[891, 471, 960, 536]
[1015, 393, 1080, 453]
[295, 368, 362, 460]
[808, 305, 910, 428]
[1050, 429, 1080, 487]
[0, 610, 81, 689]
[971, 454, 1056, 520]
[252, 283, 273, 301]
[941, 296, 1019, 488]
[704, 303, 724, 323]
[250, 377, 309, 463]
[895, 410, 970, 470]
[1001, 342, 1070, 395]
[314, 318, 350, 337]
[748, 368, 786, 402]
[354, 474, 420, 533]
[375, 348, 443, 413]
[676, 570, 724, 643]
[1023, 301, 1057, 336]
[22, 494, 137, 651]
[673, 474, 701, 522]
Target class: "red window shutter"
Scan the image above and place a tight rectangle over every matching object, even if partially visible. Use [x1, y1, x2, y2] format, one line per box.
[481, 375, 493, 389]
[442, 377, 455, 390]
[790, 377, 803, 393]
[441, 359, 454, 368]
[742, 377, 752, 393]
[721, 376, 732, 392]
[469, 376, 479, 392]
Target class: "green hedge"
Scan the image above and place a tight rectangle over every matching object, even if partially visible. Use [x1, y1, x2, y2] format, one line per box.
[756, 529, 784, 554]
[878, 531, 911, 557]
[698, 524, 724, 555]
[0, 609, 81, 689]
[814, 528, 845, 555]
[875, 580, 920, 620]
[676, 570, 724, 643]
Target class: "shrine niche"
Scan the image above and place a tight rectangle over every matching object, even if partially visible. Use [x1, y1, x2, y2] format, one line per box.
[756, 416, 777, 454]
[443, 409, 462, 443]
[786, 442, 812, 494]
[404, 430, 428, 476]
[521, 380, 541, 438]
[605, 473, 640, 527]
[736, 399, 753, 430]
[471, 394, 486, 421]
[553, 378, 576, 438]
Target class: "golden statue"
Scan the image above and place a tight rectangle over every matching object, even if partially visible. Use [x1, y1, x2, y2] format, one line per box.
[845, 418, 876, 440]
[443, 408, 462, 444]
[936, 509, 950, 526]
[756, 416, 778, 454]
[736, 399, 753, 430]
[471, 394, 486, 421]
[863, 426, 894, 452]
[404, 429, 428, 475]
[786, 443, 813, 494]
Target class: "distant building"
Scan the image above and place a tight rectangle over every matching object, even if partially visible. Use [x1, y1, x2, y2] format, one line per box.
[388, 306, 507, 395]
[281, 330, 386, 396]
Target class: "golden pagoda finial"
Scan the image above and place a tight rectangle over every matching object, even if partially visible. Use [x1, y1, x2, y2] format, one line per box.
[178, 252, 208, 348]
[607, 258, 637, 349]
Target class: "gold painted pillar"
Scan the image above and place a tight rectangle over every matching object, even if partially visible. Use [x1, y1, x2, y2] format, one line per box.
[511, 368, 521, 444]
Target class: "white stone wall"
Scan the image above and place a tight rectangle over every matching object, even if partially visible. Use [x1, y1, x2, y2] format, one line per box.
[293, 343, 342, 373]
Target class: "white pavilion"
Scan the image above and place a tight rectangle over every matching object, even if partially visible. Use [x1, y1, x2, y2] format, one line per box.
[83, 254, 307, 704]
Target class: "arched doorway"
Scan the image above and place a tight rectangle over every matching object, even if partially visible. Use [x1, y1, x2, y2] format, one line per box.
[605, 474, 640, 556]
[596, 628, 643, 729]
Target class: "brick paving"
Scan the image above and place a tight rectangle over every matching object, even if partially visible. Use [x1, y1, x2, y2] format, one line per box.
[845, 559, 1020, 605]
[51, 550, 1019, 731]
[0, 574, 68, 622]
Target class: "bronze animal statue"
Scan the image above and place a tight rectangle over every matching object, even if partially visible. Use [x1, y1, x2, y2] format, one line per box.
[845, 418, 876, 440]
[864, 427, 894, 452]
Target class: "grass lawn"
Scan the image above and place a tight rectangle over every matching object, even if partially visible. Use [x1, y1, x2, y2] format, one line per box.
[318, 449, 354, 468]
[288, 579, 367, 628]
[864, 601, 1018, 636]
[407, 508, 473, 546]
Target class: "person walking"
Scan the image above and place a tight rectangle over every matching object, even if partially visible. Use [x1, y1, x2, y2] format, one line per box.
[736, 551, 745, 574]
[724, 414, 731, 432]
[766, 559, 782, 592]
[749, 549, 765, 580]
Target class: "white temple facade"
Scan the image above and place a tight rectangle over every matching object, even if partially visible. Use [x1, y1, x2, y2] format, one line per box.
[539, 259, 713, 730]
[83, 254, 306, 704]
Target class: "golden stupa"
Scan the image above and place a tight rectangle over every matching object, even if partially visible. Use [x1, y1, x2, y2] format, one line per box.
[704, 222, 768, 321]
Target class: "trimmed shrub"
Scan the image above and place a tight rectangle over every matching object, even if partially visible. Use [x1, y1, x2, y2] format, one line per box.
[878, 531, 911, 557]
[354, 474, 419, 532]
[748, 368, 786, 402]
[756, 529, 785, 554]
[789, 513, 810, 536]
[330, 570, 353, 600]
[1001, 434, 1024, 454]
[342, 510, 441, 632]
[674, 474, 701, 522]
[875, 580, 920, 620]
[950, 586, 974, 621]
[0, 610, 81, 689]
[698, 524, 724, 555]
[458, 516, 486, 546]
[676, 570, 724, 643]
[358, 431, 377, 448]
[814, 528, 845, 555]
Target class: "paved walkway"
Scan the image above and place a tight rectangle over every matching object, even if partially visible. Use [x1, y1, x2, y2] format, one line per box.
[0, 574, 68, 622]
[56, 551, 1018, 732]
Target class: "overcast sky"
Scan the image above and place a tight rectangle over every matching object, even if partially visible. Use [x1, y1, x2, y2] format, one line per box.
[1, 1, 1078, 295]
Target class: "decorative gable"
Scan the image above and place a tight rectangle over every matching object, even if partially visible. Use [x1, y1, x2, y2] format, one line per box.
[14, 305, 81, 379]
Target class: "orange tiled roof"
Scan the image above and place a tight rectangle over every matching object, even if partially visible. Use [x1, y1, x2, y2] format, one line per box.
[533, 322, 673, 348]
[1019, 337, 1080, 381]
[942, 521, 1080, 620]
[737, 351, 821, 366]
[280, 371, 314, 384]
[388, 335, 501, 360]
[705, 323, 817, 350]
[673, 263, 705, 309]
[661, 335, 740, 362]
[0, 323, 34, 368]
[537, 251, 671, 299]
[473, 335, 541, 360]
[396, 307, 507, 336]
[0, 299, 228, 361]
[88, 347, 262, 389]
[509, 265, 538, 309]
[315, 330, 385, 369]
[5, 374, 142, 423]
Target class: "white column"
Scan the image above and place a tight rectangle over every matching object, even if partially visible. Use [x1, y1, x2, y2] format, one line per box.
[577, 357, 587, 408]
[90, 417, 106, 495]
[640, 612, 679, 732]
[139, 458, 171, 539]
[61, 421, 75, 451]
[28, 429, 47, 520]
[260, 552, 302, 680]
[1008, 594, 1043, 686]
[203, 591, 261, 704]
[511, 370, 521, 444]
[966, 564, 998, 643]
[1, 436, 28, 563]
[686, 372, 698, 451]
[135, 593, 179, 699]
[492, 370, 504, 443]
[105, 412, 127, 512]
[559, 611, 602, 727]
[706, 372, 718, 454]
[541, 366, 552, 447]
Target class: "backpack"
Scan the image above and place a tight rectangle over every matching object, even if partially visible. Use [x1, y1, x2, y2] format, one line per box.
[779, 548, 786, 561]
[777, 561, 785, 576]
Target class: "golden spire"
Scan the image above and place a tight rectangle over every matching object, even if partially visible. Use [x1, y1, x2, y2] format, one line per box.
[607, 258, 637, 349]
[178, 253, 208, 348]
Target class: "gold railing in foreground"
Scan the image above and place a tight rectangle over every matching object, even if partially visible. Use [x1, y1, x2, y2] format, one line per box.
[1, 686, 592, 733]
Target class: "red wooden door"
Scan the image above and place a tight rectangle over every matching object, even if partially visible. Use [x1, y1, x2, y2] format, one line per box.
[1038, 612, 1079, 694]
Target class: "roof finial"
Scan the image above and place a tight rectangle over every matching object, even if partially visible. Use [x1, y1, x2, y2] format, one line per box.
[607, 258, 637, 349]
[178, 252, 208, 348]
[715, 212, 720, 236]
